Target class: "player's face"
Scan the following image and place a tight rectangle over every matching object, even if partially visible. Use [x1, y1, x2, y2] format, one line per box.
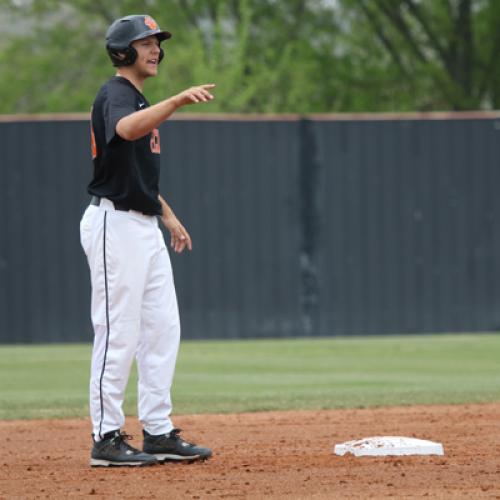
[132, 36, 161, 78]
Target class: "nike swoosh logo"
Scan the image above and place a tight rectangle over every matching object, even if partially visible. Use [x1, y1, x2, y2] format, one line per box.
[138, 102, 146, 109]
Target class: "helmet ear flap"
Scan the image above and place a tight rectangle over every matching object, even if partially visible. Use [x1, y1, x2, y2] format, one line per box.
[107, 44, 163, 66]
[107, 45, 137, 67]
[125, 46, 138, 65]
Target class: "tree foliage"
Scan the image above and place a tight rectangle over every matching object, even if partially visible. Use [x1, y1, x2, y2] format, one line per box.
[340, 0, 500, 110]
[0, 0, 498, 113]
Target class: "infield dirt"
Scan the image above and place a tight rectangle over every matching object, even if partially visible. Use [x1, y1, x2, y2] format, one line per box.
[1, 403, 499, 499]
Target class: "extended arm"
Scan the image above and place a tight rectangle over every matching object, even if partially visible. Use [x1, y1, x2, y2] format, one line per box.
[116, 84, 215, 141]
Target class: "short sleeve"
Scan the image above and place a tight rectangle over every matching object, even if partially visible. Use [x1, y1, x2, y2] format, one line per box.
[103, 83, 137, 144]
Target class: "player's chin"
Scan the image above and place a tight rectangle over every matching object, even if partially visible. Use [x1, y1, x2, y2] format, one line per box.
[146, 64, 158, 76]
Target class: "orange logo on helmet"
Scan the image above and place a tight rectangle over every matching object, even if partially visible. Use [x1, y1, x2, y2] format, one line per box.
[144, 16, 158, 30]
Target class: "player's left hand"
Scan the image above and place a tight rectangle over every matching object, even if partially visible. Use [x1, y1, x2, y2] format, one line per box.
[161, 214, 192, 253]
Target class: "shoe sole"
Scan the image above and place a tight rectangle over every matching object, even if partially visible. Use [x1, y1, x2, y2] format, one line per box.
[90, 458, 157, 467]
[152, 453, 211, 462]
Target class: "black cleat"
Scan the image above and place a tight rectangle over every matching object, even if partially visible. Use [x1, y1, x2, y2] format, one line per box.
[90, 430, 158, 467]
[143, 428, 212, 462]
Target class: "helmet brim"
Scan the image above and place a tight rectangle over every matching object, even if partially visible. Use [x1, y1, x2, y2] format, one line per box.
[132, 29, 172, 43]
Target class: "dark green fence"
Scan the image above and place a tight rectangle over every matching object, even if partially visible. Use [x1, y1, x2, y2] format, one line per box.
[1, 113, 499, 342]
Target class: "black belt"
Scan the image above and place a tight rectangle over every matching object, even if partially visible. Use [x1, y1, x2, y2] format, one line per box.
[90, 196, 129, 212]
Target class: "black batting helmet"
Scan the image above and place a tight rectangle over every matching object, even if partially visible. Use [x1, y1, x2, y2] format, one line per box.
[106, 15, 172, 67]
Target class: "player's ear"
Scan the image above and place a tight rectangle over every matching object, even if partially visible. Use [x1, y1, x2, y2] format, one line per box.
[158, 47, 164, 64]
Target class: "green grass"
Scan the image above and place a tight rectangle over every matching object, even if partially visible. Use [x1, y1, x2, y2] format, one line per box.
[0, 334, 499, 420]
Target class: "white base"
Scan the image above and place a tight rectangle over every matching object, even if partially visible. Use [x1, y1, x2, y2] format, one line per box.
[334, 436, 444, 457]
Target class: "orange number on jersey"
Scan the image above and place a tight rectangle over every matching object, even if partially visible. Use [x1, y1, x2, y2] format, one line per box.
[150, 129, 161, 154]
[90, 123, 97, 159]
[89, 107, 97, 159]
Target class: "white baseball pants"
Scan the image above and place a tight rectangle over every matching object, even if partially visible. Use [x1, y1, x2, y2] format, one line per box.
[80, 198, 180, 441]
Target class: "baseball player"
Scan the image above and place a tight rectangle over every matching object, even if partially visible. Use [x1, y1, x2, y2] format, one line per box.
[80, 14, 215, 467]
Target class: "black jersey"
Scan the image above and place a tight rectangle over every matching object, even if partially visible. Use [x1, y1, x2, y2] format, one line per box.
[88, 76, 162, 215]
